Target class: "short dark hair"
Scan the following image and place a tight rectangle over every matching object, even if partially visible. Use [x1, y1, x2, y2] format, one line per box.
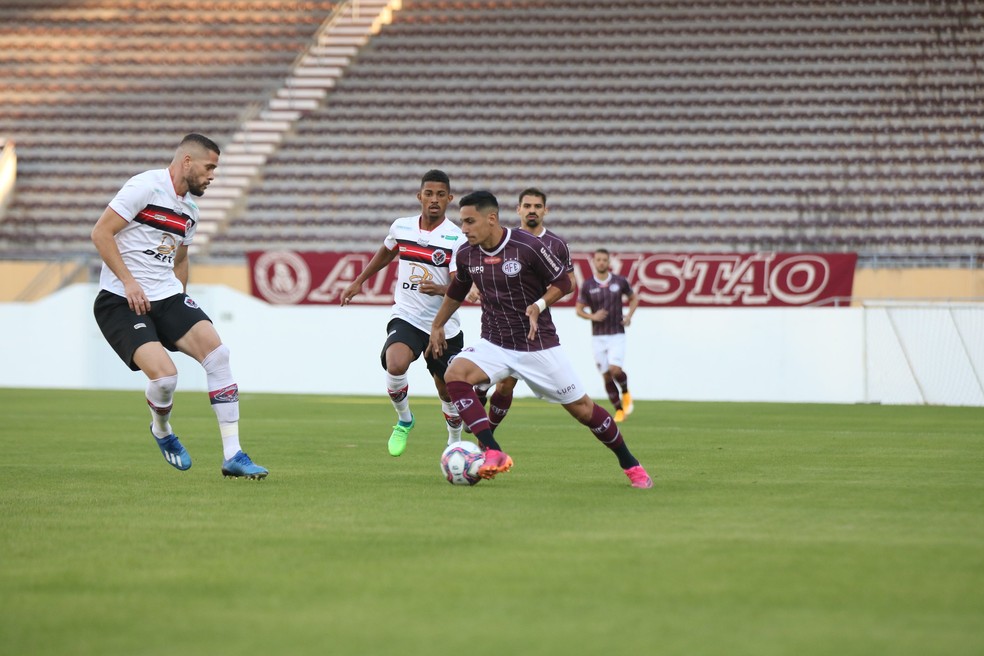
[180, 133, 220, 155]
[518, 187, 547, 205]
[458, 190, 499, 212]
[594, 248, 610, 257]
[421, 169, 451, 189]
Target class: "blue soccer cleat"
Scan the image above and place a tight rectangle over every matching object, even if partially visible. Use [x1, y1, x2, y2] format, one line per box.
[152, 427, 192, 471]
[221, 451, 269, 480]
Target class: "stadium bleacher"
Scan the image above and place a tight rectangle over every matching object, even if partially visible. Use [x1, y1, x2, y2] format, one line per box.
[0, 0, 981, 267]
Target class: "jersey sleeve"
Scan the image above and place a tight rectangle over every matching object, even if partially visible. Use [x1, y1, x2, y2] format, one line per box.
[382, 219, 400, 252]
[107, 174, 153, 222]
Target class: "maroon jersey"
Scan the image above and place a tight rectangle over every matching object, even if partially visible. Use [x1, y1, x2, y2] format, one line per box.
[578, 274, 634, 336]
[535, 228, 574, 275]
[454, 228, 568, 351]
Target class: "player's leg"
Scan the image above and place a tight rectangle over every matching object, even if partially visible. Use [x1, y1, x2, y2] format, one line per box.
[93, 289, 190, 471]
[607, 334, 632, 416]
[170, 297, 266, 479]
[520, 346, 651, 488]
[489, 376, 517, 433]
[380, 319, 428, 456]
[426, 330, 465, 445]
[561, 394, 651, 488]
[443, 340, 514, 477]
[595, 336, 624, 420]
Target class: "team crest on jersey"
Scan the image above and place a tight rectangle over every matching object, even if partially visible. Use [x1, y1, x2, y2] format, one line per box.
[432, 250, 447, 266]
[610, 283, 620, 292]
[501, 260, 522, 277]
[184, 297, 200, 309]
[156, 234, 177, 256]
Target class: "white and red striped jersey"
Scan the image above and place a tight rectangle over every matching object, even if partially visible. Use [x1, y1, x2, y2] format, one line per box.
[99, 168, 198, 301]
[383, 215, 464, 337]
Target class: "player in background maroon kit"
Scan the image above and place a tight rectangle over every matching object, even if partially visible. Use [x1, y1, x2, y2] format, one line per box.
[575, 248, 640, 422]
[427, 191, 653, 489]
[467, 187, 576, 434]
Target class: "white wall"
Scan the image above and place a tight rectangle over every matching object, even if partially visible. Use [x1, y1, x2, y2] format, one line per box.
[1, 284, 979, 406]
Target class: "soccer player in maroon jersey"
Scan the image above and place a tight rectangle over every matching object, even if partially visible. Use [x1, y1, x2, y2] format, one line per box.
[468, 187, 577, 434]
[427, 191, 653, 488]
[575, 248, 640, 422]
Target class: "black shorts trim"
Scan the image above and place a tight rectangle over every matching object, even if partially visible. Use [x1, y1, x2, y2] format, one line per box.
[380, 317, 463, 377]
[93, 290, 212, 371]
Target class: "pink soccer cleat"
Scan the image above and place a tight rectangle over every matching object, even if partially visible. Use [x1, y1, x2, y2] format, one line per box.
[478, 449, 513, 479]
[624, 465, 653, 489]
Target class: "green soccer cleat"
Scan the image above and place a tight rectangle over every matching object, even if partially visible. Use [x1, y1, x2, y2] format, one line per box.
[388, 415, 415, 457]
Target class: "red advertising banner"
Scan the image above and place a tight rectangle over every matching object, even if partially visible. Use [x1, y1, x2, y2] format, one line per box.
[248, 251, 857, 307]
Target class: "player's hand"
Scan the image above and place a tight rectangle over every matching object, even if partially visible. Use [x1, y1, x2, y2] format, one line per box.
[340, 282, 361, 306]
[466, 287, 481, 304]
[623, 315, 632, 327]
[123, 279, 151, 315]
[418, 280, 444, 296]
[592, 309, 609, 322]
[426, 327, 447, 358]
[525, 304, 541, 340]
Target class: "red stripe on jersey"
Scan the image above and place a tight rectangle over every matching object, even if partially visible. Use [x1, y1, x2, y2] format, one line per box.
[135, 204, 191, 236]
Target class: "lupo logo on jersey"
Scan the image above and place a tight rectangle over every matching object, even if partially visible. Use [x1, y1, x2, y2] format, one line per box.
[501, 260, 522, 277]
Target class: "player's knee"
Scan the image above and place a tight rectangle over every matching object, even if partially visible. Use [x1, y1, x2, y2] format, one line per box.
[202, 343, 231, 375]
[148, 374, 178, 398]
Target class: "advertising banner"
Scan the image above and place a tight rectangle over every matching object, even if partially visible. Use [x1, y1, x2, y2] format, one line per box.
[248, 250, 857, 307]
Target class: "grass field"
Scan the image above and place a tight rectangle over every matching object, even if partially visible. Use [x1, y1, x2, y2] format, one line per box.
[1, 388, 982, 656]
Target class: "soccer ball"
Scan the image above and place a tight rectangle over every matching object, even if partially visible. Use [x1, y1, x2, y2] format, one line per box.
[440, 441, 485, 486]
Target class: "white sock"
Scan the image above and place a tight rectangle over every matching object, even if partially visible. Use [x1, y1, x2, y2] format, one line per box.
[146, 374, 177, 439]
[219, 422, 242, 461]
[442, 399, 462, 444]
[203, 345, 242, 460]
[386, 372, 413, 423]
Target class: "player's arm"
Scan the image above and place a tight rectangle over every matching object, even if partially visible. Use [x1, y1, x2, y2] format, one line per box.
[623, 289, 640, 327]
[426, 275, 470, 357]
[173, 245, 190, 291]
[525, 273, 572, 340]
[340, 245, 397, 305]
[91, 206, 151, 314]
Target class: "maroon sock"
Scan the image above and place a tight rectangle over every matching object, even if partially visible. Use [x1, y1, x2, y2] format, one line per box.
[446, 381, 501, 451]
[604, 378, 621, 409]
[614, 371, 629, 393]
[579, 403, 638, 469]
[488, 390, 513, 432]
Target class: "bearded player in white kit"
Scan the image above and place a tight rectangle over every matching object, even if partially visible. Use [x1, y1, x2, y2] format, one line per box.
[91, 133, 268, 479]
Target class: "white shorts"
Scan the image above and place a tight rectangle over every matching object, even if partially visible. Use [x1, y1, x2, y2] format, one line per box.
[592, 333, 627, 372]
[453, 339, 585, 404]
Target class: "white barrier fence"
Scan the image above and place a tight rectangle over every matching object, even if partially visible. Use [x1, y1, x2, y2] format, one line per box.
[1, 284, 981, 406]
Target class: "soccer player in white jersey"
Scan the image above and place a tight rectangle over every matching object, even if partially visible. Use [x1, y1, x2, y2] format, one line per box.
[341, 170, 466, 456]
[91, 133, 268, 478]
[427, 191, 653, 489]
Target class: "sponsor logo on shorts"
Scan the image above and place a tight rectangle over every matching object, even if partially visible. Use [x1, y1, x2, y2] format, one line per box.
[184, 297, 200, 309]
[133, 323, 147, 330]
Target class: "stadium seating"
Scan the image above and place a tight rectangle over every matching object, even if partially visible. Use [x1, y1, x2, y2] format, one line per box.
[0, 0, 981, 267]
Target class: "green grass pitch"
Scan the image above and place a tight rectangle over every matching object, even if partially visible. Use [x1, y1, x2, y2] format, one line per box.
[1, 388, 982, 656]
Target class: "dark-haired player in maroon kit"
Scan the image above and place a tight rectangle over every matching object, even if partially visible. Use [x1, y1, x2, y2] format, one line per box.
[426, 191, 653, 488]
[576, 248, 640, 422]
[468, 186, 576, 434]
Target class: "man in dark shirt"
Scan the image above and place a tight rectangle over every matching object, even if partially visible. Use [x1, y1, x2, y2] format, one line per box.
[576, 248, 640, 422]
[469, 187, 576, 433]
[427, 191, 653, 489]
